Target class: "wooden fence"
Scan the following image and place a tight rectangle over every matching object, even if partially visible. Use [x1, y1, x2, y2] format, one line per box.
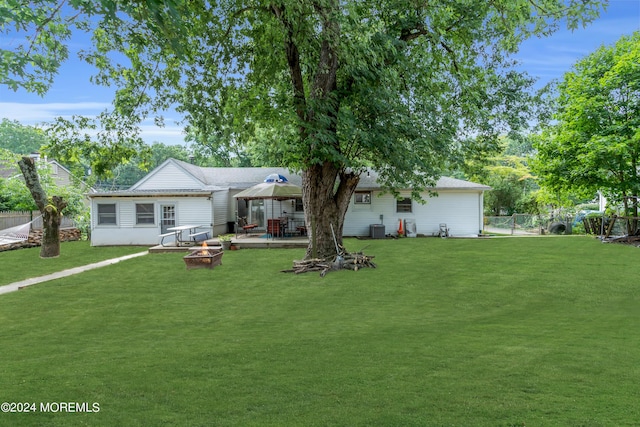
[583, 215, 639, 237]
[0, 210, 75, 230]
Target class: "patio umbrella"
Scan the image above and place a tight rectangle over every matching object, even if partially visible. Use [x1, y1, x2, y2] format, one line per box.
[264, 173, 288, 183]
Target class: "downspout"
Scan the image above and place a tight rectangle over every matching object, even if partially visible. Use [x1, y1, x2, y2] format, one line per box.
[479, 191, 484, 235]
[210, 191, 215, 237]
[89, 197, 95, 246]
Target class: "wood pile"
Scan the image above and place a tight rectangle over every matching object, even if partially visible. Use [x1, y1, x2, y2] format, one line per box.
[282, 250, 376, 277]
[284, 258, 332, 276]
[341, 252, 377, 271]
[602, 234, 640, 247]
[0, 227, 81, 252]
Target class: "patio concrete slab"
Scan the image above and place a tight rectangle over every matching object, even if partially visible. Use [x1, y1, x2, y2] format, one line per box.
[148, 235, 308, 253]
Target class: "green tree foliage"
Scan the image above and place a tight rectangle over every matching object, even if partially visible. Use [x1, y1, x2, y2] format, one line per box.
[95, 142, 192, 189]
[1, 0, 83, 94]
[482, 155, 538, 216]
[2, 0, 605, 257]
[0, 148, 86, 221]
[0, 119, 47, 154]
[533, 32, 640, 225]
[94, 141, 248, 190]
[463, 136, 539, 215]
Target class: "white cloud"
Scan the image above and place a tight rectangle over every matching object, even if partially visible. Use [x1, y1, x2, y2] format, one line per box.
[0, 102, 111, 124]
[138, 124, 188, 145]
[0, 102, 187, 145]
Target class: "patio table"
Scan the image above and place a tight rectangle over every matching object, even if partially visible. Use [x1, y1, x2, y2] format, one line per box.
[162, 225, 206, 247]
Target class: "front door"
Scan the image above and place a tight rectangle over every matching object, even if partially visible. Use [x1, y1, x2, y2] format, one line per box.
[160, 205, 176, 234]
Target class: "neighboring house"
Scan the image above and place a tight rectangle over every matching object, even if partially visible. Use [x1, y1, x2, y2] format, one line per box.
[0, 152, 88, 190]
[87, 158, 490, 246]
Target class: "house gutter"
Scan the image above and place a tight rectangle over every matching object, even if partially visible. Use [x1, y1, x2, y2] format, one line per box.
[86, 190, 215, 198]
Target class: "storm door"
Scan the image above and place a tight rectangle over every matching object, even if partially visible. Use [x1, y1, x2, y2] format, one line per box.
[160, 204, 176, 233]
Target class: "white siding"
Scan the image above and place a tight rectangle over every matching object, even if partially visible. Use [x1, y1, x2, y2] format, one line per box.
[344, 190, 483, 237]
[173, 197, 212, 227]
[411, 191, 483, 236]
[134, 162, 203, 190]
[90, 196, 214, 246]
[213, 189, 229, 227]
[343, 193, 386, 236]
[119, 201, 135, 228]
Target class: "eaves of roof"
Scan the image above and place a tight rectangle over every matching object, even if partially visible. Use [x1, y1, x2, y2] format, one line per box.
[356, 174, 491, 191]
[87, 189, 221, 198]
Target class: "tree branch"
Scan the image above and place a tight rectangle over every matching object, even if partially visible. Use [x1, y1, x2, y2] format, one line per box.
[26, 0, 68, 57]
[398, 19, 460, 73]
[271, 4, 307, 122]
[17, 156, 47, 212]
[400, 24, 429, 42]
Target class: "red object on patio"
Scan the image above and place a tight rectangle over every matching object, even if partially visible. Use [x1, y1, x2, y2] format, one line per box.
[267, 218, 282, 238]
[397, 219, 404, 236]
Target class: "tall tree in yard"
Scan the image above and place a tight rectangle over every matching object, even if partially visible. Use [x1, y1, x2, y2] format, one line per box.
[2, 1, 604, 258]
[17, 157, 67, 258]
[533, 32, 640, 233]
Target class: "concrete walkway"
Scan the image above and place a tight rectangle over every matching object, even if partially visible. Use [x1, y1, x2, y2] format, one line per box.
[0, 251, 148, 296]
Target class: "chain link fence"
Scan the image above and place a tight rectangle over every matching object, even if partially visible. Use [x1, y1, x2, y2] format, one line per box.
[484, 214, 575, 235]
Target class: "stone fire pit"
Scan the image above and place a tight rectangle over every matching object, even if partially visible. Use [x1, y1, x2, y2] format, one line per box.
[183, 243, 223, 270]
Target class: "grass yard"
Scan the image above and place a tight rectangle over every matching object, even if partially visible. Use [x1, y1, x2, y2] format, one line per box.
[0, 241, 148, 286]
[0, 237, 639, 426]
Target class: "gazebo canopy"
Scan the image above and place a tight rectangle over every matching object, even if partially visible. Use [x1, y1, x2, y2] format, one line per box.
[233, 181, 302, 201]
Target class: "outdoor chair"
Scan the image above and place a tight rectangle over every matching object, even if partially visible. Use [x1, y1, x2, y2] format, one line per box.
[238, 217, 258, 234]
[267, 218, 283, 238]
[438, 223, 449, 238]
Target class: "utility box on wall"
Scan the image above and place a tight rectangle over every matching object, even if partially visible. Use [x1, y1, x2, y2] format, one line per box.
[370, 224, 385, 239]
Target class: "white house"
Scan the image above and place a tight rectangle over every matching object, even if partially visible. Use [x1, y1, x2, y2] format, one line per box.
[87, 158, 490, 246]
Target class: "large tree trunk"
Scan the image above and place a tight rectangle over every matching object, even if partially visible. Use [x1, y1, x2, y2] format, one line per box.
[17, 156, 67, 258]
[274, 1, 353, 259]
[303, 162, 359, 259]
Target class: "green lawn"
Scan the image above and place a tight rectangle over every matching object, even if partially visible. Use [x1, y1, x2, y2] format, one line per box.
[0, 241, 148, 286]
[0, 237, 639, 426]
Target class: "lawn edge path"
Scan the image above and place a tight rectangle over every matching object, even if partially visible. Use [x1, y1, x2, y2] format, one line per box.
[0, 251, 149, 296]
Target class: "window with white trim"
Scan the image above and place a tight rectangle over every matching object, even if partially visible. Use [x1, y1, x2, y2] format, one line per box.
[97, 203, 117, 225]
[396, 197, 412, 213]
[136, 203, 155, 225]
[355, 191, 371, 204]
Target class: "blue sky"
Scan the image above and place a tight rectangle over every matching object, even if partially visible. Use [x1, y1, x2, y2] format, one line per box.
[1, 0, 639, 146]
